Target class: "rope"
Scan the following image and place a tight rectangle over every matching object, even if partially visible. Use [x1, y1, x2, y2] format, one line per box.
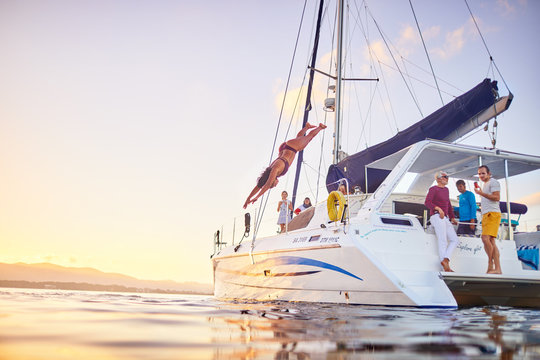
[401, 56, 464, 93]
[350, 1, 399, 138]
[367, 7, 424, 117]
[464, 0, 512, 93]
[314, 1, 335, 204]
[253, 0, 310, 237]
[377, 61, 457, 97]
[464, 0, 511, 148]
[408, 0, 444, 106]
[268, 0, 309, 165]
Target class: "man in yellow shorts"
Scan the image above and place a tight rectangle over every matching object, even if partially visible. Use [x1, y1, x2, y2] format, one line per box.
[474, 165, 502, 274]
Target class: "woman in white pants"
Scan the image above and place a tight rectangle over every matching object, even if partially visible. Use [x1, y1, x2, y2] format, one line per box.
[425, 171, 459, 272]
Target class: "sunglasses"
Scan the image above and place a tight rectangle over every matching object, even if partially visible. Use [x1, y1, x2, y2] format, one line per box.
[439, 175, 448, 179]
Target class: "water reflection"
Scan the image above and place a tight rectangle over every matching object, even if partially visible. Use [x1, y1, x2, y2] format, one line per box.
[0, 289, 538, 359]
[210, 301, 540, 359]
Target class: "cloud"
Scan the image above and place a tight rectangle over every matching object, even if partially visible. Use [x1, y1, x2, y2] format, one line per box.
[365, 40, 392, 65]
[431, 26, 465, 59]
[390, 24, 442, 59]
[517, 192, 540, 207]
[274, 84, 308, 121]
[496, 0, 517, 15]
[422, 26, 441, 41]
[274, 50, 340, 120]
[495, 0, 528, 17]
[395, 25, 417, 58]
[400, 25, 417, 43]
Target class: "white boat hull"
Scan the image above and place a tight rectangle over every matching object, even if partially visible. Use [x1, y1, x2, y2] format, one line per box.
[213, 221, 459, 308]
[213, 210, 540, 308]
[213, 141, 540, 308]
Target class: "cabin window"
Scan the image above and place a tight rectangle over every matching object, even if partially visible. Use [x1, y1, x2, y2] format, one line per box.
[393, 201, 428, 227]
[381, 217, 413, 226]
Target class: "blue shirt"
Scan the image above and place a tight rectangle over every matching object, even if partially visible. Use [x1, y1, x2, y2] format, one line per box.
[458, 190, 477, 221]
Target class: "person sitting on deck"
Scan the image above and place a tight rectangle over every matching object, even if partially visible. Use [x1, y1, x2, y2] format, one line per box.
[338, 183, 349, 195]
[243, 122, 327, 209]
[425, 171, 459, 272]
[294, 197, 312, 215]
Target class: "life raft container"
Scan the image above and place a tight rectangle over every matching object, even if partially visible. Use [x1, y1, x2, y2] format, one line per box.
[327, 191, 346, 222]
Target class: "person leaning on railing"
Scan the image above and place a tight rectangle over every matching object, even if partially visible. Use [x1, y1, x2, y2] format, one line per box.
[425, 171, 459, 272]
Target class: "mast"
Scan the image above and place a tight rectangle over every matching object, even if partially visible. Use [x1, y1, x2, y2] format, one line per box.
[333, 0, 345, 164]
[291, 0, 325, 208]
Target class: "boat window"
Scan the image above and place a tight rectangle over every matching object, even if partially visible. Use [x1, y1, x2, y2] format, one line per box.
[381, 217, 413, 226]
[309, 235, 321, 242]
[393, 201, 429, 226]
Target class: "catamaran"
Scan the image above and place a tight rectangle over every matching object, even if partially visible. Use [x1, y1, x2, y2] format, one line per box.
[211, 0, 540, 308]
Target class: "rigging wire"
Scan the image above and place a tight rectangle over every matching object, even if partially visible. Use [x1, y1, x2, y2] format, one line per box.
[378, 66, 399, 131]
[291, 0, 326, 209]
[408, 0, 445, 106]
[400, 56, 423, 113]
[354, 79, 379, 151]
[400, 56, 464, 94]
[268, 0, 309, 165]
[348, 1, 398, 149]
[464, 0, 510, 148]
[284, 3, 323, 142]
[377, 61, 457, 97]
[253, 0, 309, 239]
[366, 7, 424, 118]
[464, 0, 511, 93]
[314, 0, 336, 203]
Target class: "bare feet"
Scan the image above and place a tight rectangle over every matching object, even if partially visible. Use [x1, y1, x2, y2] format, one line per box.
[441, 258, 454, 272]
[487, 269, 502, 274]
[486, 259, 495, 273]
[306, 122, 317, 129]
[319, 123, 327, 129]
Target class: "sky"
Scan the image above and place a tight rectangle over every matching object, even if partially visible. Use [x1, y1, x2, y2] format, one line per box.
[1, 0, 539, 284]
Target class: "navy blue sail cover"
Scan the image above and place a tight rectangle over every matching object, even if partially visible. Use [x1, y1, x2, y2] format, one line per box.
[500, 202, 528, 215]
[326, 79, 500, 193]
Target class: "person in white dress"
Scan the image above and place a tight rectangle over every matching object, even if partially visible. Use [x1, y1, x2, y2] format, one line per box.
[277, 191, 293, 233]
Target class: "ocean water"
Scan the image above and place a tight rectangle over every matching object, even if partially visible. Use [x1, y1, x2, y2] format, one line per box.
[1, 288, 539, 359]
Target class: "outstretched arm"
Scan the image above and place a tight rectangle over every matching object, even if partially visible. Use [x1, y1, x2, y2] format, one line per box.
[243, 185, 261, 209]
[251, 167, 281, 204]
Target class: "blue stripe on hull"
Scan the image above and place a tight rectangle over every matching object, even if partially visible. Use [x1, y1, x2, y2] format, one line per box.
[256, 256, 363, 281]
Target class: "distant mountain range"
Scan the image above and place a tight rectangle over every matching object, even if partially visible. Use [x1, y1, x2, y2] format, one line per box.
[0, 262, 213, 295]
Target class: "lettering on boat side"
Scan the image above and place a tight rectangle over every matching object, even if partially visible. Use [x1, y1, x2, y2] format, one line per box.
[358, 228, 406, 239]
[292, 236, 309, 243]
[456, 243, 483, 254]
[292, 236, 339, 243]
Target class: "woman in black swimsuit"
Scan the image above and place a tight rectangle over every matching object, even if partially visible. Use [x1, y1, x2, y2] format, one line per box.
[243, 122, 327, 209]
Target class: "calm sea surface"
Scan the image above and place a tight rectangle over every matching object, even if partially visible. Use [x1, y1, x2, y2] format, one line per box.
[1, 288, 539, 359]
